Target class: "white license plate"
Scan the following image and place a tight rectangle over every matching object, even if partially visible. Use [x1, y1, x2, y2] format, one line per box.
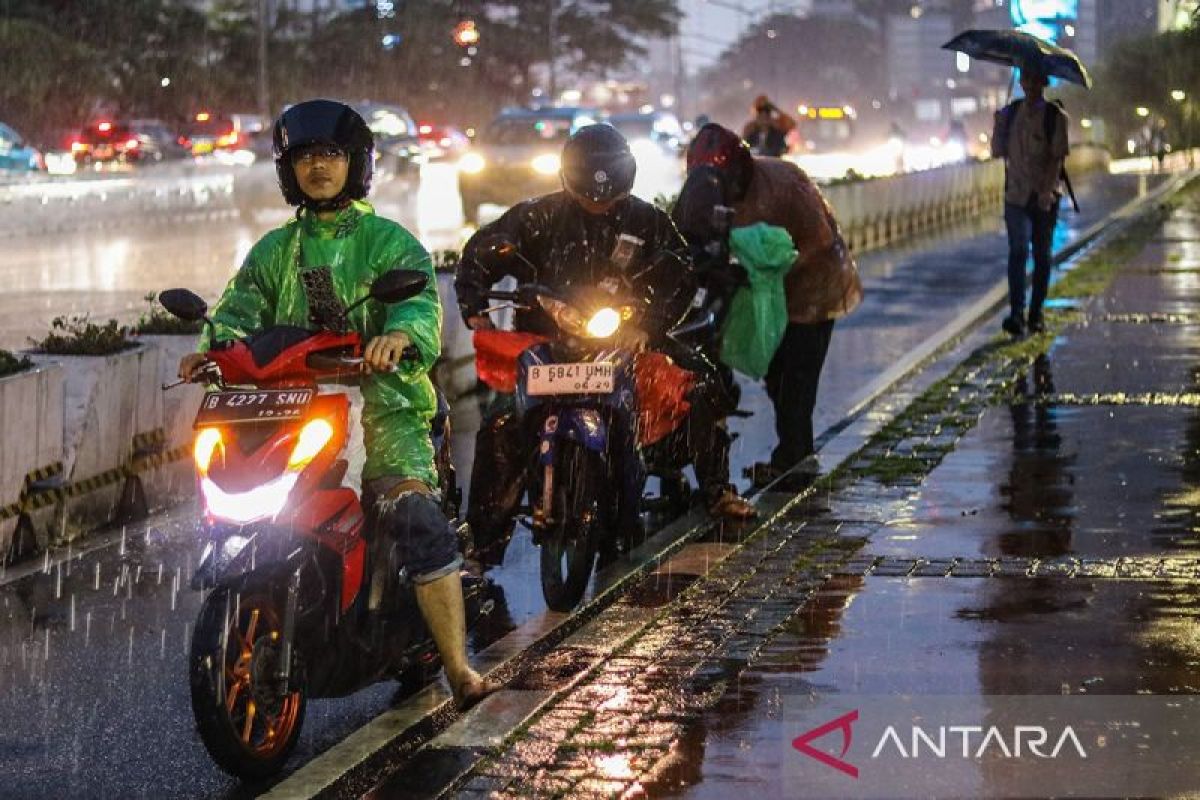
[526, 362, 615, 395]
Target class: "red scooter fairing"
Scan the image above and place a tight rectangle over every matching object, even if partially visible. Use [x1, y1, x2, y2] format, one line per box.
[198, 388, 368, 612]
[207, 329, 363, 386]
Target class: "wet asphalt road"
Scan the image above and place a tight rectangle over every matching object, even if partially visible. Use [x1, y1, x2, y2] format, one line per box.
[0, 167, 1171, 798]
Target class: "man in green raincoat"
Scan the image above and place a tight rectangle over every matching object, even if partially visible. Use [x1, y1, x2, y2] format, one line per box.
[178, 99, 495, 709]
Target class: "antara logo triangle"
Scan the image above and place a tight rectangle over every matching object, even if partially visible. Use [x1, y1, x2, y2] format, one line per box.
[791, 709, 860, 778]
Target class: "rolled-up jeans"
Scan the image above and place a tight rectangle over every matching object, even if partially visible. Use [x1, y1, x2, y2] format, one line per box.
[1005, 196, 1059, 319]
[365, 478, 462, 584]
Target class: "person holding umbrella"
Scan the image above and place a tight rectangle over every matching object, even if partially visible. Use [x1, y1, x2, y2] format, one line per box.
[992, 63, 1069, 336]
[942, 29, 1090, 337]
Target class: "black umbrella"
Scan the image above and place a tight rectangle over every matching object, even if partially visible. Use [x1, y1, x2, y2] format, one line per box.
[942, 29, 1092, 89]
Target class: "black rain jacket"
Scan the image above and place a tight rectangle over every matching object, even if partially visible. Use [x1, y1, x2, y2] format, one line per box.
[456, 191, 696, 342]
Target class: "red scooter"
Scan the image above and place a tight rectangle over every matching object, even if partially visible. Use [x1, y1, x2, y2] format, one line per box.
[159, 271, 488, 780]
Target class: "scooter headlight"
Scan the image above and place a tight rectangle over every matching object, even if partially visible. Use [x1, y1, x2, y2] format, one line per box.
[585, 307, 621, 338]
[287, 418, 334, 470]
[193, 428, 223, 475]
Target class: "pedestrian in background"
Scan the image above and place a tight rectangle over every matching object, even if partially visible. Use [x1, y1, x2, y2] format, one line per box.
[742, 95, 796, 157]
[991, 64, 1069, 336]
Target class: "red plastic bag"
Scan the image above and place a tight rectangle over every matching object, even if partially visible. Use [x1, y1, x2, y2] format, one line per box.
[473, 329, 548, 393]
[635, 352, 694, 447]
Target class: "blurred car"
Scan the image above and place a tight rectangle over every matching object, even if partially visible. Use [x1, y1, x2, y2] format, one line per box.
[457, 106, 601, 224]
[354, 102, 424, 184]
[73, 120, 143, 165]
[417, 123, 470, 160]
[0, 122, 44, 172]
[608, 110, 684, 158]
[127, 119, 190, 161]
[180, 111, 248, 157]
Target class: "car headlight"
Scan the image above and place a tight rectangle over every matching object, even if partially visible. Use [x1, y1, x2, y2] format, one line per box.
[459, 152, 486, 174]
[585, 307, 621, 338]
[531, 153, 560, 175]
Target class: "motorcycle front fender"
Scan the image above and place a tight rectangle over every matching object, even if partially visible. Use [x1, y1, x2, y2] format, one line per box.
[538, 408, 608, 466]
[191, 524, 306, 591]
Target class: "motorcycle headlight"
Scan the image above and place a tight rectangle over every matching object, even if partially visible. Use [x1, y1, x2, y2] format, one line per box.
[287, 418, 334, 470]
[585, 307, 621, 338]
[538, 295, 587, 336]
[201, 473, 299, 525]
[193, 428, 223, 476]
[531, 153, 560, 175]
[459, 152, 486, 174]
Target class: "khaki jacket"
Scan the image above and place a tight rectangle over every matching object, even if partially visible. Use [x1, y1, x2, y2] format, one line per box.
[732, 158, 862, 323]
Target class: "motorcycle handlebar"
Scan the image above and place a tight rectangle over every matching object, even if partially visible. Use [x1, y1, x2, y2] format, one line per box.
[306, 346, 420, 373]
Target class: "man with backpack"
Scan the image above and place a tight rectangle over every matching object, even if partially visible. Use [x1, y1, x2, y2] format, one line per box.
[992, 65, 1070, 336]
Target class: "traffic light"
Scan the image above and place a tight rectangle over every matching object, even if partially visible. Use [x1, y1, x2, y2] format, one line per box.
[453, 19, 480, 46]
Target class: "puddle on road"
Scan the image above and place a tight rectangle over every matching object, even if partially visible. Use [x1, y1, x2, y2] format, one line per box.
[875, 368, 1200, 560]
[647, 576, 1200, 798]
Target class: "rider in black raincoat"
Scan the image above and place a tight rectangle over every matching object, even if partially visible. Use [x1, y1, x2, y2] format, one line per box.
[456, 124, 756, 566]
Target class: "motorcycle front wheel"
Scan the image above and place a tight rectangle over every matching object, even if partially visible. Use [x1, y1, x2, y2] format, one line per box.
[189, 587, 306, 780]
[539, 442, 606, 612]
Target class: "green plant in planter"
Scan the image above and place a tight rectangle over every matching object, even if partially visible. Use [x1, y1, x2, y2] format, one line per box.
[0, 349, 33, 378]
[133, 292, 204, 335]
[31, 315, 136, 355]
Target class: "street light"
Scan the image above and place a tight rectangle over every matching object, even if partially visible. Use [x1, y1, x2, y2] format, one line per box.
[1172, 89, 1187, 102]
[1136, 106, 1150, 118]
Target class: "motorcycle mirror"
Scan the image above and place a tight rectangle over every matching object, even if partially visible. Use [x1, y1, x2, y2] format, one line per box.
[159, 288, 209, 322]
[369, 269, 429, 304]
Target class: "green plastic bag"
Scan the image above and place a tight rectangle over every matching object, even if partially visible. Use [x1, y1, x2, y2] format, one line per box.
[719, 223, 797, 379]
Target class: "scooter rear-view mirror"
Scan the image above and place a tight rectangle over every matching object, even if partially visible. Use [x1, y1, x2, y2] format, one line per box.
[159, 288, 209, 322]
[369, 269, 429, 305]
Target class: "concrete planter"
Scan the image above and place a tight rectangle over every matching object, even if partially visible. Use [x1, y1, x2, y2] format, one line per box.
[28, 344, 163, 543]
[0, 363, 64, 558]
[136, 334, 204, 507]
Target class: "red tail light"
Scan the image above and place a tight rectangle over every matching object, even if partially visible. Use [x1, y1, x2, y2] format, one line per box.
[124, 138, 139, 149]
[216, 130, 238, 148]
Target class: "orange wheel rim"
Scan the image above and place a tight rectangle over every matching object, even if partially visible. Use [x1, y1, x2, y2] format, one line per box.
[222, 599, 301, 758]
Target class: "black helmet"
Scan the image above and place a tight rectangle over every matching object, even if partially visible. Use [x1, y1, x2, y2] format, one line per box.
[272, 99, 374, 209]
[560, 124, 636, 205]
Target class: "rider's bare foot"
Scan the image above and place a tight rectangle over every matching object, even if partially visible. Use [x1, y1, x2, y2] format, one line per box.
[708, 488, 757, 520]
[449, 669, 500, 712]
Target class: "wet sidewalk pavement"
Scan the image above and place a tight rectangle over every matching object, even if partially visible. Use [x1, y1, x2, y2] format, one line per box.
[356, 183, 1200, 798]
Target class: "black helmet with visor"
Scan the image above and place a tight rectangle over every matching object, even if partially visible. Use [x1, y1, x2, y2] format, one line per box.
[560, 124, 636, 206]
[273, 99, 374, 210]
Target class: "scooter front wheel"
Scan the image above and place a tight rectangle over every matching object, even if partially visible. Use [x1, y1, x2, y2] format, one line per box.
[189, 587, 306, 780]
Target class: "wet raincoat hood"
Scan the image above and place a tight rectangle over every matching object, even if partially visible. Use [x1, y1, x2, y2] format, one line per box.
[199, 200, 441, 485]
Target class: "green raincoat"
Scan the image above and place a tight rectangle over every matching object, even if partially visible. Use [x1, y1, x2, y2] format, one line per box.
[199, 200, 441, 486]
